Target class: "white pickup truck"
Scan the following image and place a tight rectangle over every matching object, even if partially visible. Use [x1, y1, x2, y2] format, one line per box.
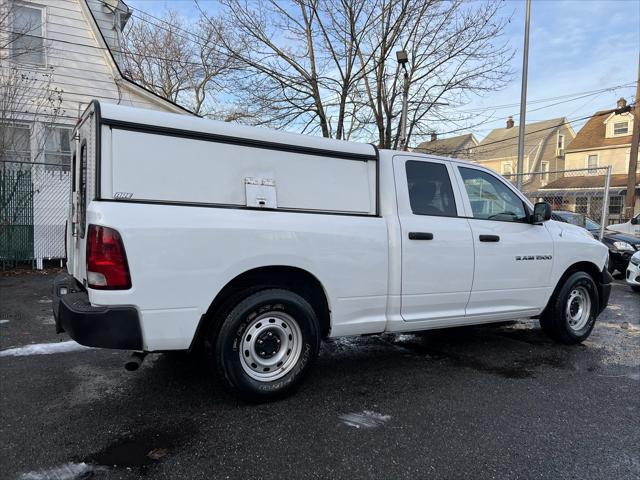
[54, 101, 612, 401]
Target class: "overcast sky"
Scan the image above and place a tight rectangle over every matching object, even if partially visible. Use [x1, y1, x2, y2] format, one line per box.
[126, 0, 639, 141]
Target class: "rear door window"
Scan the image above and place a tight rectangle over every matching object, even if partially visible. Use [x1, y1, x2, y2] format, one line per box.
[405, 161, 457, 217]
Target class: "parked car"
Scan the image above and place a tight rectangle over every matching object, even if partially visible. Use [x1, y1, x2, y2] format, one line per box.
[551, 210, 640, 274]
[609, 213, 640, 236]
[53, 101, 612, 401]
[627, 252, 640, 293]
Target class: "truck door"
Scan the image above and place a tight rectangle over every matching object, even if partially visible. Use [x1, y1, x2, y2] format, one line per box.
[453, 165, 553, 316]
[393, 156, 474, 322]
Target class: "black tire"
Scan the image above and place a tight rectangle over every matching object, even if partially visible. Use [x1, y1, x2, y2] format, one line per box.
[539, 271, 599, 345]
[607, 254, 616, 274]
[208, 289, 320, 402]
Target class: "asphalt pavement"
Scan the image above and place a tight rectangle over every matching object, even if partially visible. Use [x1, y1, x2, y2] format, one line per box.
[0, 269, 638, 480]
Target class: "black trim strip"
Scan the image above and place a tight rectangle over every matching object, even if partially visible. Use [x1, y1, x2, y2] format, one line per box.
[94, 100, 102, 199]
[99, 198, 381, 218]
[101, 118, 378, 162]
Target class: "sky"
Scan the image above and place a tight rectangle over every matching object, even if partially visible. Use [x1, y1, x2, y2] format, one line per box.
[126, 0, 639, 141]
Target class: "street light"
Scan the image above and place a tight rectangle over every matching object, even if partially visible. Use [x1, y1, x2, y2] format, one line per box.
[396, 50, 409, 151]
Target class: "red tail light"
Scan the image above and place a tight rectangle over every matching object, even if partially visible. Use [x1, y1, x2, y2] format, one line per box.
[86, 225, 131, 290]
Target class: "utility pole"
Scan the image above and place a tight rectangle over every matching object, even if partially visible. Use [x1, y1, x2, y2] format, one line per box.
[516, 0, 531, 190]
[397, 50, 409, 151]
[624, 54, 640, 219]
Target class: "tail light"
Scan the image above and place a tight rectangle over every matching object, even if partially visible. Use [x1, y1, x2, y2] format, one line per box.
[86, 225, 131, 290]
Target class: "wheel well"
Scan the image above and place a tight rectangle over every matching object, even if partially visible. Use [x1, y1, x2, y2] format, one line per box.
[540, 261, 602, 316]
[560, 261, 601, 286]
[194, 266, 331, 350]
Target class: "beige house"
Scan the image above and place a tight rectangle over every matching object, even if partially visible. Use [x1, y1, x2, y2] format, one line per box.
[414, 133, 478, 159]
[470, 116, 576, 191]
[559, 97, 639, 219]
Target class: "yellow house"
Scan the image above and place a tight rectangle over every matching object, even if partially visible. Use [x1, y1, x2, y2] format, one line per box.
[562, 97, 639, 219]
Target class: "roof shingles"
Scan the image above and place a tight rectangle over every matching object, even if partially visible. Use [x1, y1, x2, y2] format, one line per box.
[566, 111, 633, 151]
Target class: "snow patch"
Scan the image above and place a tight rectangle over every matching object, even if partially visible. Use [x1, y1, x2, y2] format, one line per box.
[37, 298, 53, 304]
[0, 341, 91, 357]
[339, 410, 391, 429]
[395, 333, 415, 342]
[0, 319, 9, 325]
[20, 462, 102, 480]
[39, 316, 56, 325]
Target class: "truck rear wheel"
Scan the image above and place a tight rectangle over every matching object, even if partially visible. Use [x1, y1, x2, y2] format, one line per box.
[539, 271, 599, 344]
[209, 289, 320, 402]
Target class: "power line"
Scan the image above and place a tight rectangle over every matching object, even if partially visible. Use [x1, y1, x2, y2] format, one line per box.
[429, 83, 635, 138]
[418, 106, 634, 157]
[0, 28, 211, 67]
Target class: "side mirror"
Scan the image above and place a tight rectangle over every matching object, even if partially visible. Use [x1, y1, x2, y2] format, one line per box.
[631, 216, 638, 225]
[531, 202, 551, 224]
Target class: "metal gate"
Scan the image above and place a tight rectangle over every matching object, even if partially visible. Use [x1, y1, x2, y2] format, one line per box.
[0, 167, 34, 266]
[1, 161, 70, 269]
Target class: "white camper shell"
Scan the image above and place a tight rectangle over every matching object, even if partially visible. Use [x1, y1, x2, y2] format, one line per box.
[55, 101, 612, 401]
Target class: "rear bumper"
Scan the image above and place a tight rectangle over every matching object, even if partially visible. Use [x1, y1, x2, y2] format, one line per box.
[53, 273, 143, 350]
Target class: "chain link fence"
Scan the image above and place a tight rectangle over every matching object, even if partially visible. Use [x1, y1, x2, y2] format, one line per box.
[503, 166, 614, 239]
[1, 160, 70, 269]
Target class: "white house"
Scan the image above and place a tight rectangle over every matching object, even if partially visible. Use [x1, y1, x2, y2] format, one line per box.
[1, 0, 191, 267]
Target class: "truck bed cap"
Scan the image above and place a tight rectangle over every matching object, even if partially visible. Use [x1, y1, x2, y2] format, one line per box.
[98, 102, 377, 160]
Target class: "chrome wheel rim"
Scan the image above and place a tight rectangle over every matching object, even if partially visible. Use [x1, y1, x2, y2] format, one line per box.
[566, 286, 591, 331]
[239, 312, 303, 382]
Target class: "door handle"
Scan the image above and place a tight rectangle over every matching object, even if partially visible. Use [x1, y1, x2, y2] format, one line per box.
[479, 234, 500, 242]
[408, 232, 434, 240]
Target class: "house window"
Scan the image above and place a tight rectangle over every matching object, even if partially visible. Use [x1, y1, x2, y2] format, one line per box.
[541, 161, 549, 184]
[0, 123, 31, 164]
[43, 127, 72, 171]
[575, 197, 588, 215]
[613, 121, 629, 136]
[557, 134, 565, 150]
[501, 162, 513, 176]
[12, 4, 45, 65]
[608, 195, 623, 215]
[586, 154, 598, 172]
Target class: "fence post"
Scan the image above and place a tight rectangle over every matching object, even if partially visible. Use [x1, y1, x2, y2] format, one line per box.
[599, 166, 612, 241]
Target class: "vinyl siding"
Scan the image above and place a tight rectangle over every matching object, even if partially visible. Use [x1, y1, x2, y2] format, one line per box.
[2, 0, 183, 129]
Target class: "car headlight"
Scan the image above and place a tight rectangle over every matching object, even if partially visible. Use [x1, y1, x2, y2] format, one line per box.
[631, 255, 640, 266]
[612, 241, 634, 252]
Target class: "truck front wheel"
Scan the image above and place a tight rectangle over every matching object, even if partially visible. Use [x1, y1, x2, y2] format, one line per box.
[209, 288, 320, 402]
[539, 271, 599, 344]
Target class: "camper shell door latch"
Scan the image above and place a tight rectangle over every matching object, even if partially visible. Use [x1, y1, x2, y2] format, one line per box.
[245, 177, 277, 209]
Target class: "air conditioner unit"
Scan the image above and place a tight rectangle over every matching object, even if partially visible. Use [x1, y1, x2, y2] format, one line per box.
[556, 148, 565, 157]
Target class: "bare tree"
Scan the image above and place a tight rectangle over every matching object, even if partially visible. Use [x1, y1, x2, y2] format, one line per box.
[122, 11, 235, 117]
[205, 0, 512, 147]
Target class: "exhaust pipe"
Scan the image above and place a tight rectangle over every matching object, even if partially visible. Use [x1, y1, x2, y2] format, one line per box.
[125, 351, 147, 371]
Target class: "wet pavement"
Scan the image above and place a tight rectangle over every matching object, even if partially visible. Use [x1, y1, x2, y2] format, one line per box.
[0, 269, 638, 479]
